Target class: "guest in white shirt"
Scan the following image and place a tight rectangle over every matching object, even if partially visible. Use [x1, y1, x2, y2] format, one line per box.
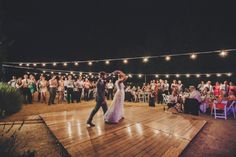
[74, 76, 84, 102]
[8, 76, 17, 88]
[66, 75, 74, 103]
[107, 80, 114, 100]
[22, 74, 32, 104]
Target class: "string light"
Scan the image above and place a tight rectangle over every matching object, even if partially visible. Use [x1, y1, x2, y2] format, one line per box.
[19, 63, 23, 66]
[186, 74, 190, 77]
[43, 71, 46, 73]
[58, 72, 61, 75]
[26, 63, 29, 66]
[138, 74, 142, 78]
[128, 74, 132, 78]
[196, 74, 200, 78]
[53, 62, 57, 66]
[89, 72, 92, 76]
[176, 74, 180, 78]
[74, 62, 79, 66]
[70, 71, 73, 74]
[33, 63, 37, 66]
[88, 61, 93, 66]
[206, 74, 211, 77]
[216, 73, 222, 77]
[155, 74, 159, 78]
[190, 53, 197, 60]
[165, 74, 169, 78]
[42, 63, 46, 67]
[51, 71, 54, 74]
[123, 59, 128, 64]
[63, 62, 67, 66]
[165, 56, 171, 61]
[219, 50, 228, 57]
[227, 73, 232, 77]
[143, 57, 149, 63]
[105, 60, 110, 65]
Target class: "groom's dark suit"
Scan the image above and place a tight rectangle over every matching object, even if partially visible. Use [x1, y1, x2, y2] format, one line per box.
[87, 78, 108, 124]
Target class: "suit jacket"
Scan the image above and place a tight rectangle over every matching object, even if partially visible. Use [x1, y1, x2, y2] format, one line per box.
[96, 79, 106, 102]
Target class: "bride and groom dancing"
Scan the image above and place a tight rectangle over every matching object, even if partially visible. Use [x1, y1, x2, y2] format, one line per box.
[87, 70, 128, 127]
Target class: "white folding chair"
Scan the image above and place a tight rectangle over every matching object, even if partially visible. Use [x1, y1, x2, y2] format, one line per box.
[162, 94, 170, 104]
[213, 100, 236, 119]
[138, 92, 145, 103]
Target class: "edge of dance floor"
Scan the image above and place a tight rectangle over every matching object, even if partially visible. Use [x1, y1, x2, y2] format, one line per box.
[40, 107, 207, 157]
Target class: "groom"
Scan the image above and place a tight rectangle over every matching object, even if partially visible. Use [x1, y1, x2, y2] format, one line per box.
[87, 71, 108, 127]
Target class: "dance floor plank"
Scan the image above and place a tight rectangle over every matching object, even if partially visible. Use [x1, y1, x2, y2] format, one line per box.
[40, 106, 206, 157]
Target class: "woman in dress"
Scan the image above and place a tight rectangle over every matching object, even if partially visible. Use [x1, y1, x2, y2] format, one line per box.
[104, 70, 128, 123]
[58, 76, 65, 104]
[39, 76, 48, 104]
[29, 74, 37, 102]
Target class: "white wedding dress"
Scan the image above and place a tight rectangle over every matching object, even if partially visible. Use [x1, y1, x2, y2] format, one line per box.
[104, 80, 125, 123]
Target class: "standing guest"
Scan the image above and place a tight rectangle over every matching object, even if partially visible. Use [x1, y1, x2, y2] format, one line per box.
[76, 76, 84, 102]
[131, 86, 137, 102]
[16, 77, 23, 94]
[29, 74, 37, 102]
[171, 80, 178, 93]
[8, 76, 17, 88]
[150, 80, 156, 91]
[37, 75, 43, 102]
[66, 75, 74, 103]
[204, 81, 213, 93]
[22, 74, 32, 104]
[157, 79, 164, 104]
[163, 80, 169, 95]
[73, 77, 81, 103]
[48, 75, 58, 105]
[107, 80, 114, 100]
[83, 78, 91, 101]
[149, 90, 155, 107]
[58, 76, 65, 104]
[141, 83, 146, 92]
[213, 82, 221, 98]
[177, 80, 183, 93]
[197, 81, 205, 92]
[39, 75, 48, 104]
[220, 81, 229, 96]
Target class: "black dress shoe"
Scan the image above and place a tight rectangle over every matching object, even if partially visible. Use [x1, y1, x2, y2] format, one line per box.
[87, 122, 95, 127]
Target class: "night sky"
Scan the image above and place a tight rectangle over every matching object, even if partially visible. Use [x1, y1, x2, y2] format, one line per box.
[1, 1, 236, 78]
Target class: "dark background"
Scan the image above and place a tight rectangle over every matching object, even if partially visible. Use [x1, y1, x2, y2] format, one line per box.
[0, 1, 236, 85]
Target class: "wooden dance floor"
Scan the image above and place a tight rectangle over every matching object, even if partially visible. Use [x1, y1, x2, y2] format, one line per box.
[40, 106, 206, 157]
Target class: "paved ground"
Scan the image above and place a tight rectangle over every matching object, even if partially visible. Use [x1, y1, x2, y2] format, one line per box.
[0, 101, 236, 157]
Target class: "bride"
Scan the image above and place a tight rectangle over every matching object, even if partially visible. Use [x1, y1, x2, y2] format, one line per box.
[104, 70, 128, 123]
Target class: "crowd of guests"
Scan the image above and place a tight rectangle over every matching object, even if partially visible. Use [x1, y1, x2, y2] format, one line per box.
[7, 74, 236, 115]
[7, 74, 97, 105]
